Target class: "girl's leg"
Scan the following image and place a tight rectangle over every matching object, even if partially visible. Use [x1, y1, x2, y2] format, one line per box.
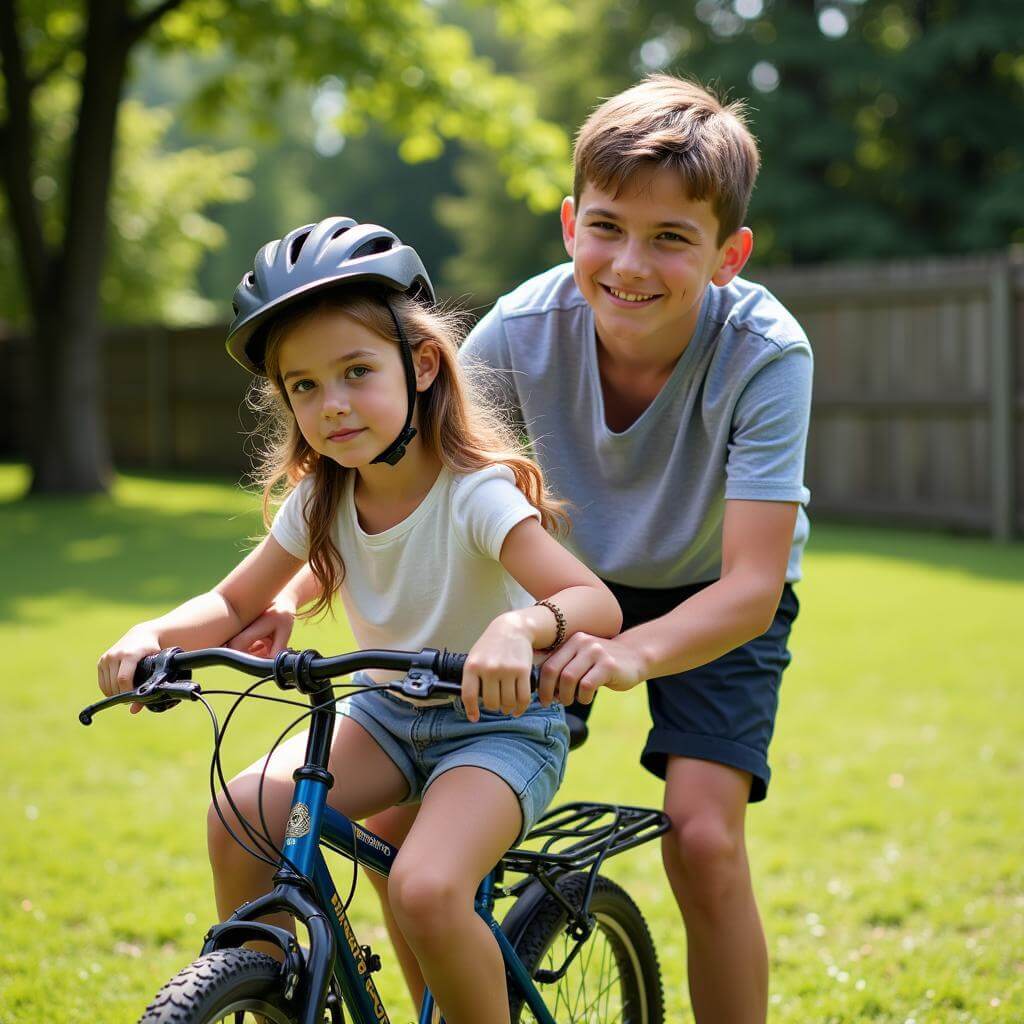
[362, 804, 425, 1006]
[660, 755, 767, 1024]
[387, 767, 522, 1024]
[207, 716, 409, 939]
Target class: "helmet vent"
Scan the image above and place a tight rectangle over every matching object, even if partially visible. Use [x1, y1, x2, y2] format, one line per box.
[244, 272, 255, 287]
[352, 237, 394, 259]
[288, 232, 310, 267]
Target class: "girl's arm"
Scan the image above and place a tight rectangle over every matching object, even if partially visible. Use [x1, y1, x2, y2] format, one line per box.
[539, 500, 797, 704]
[461, 518, 622, 721]
[224, 563, 322, 657]
[97, 535, 305, 699]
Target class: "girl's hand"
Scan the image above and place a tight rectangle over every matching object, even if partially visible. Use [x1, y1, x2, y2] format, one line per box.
[462, 613, 535, 722]
[538, 634, 647, 707]
[225, 597, 297, 658]
[97, 626, 162, 714]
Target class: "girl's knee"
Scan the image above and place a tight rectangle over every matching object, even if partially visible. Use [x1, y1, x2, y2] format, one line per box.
[387, 862, 466, 939]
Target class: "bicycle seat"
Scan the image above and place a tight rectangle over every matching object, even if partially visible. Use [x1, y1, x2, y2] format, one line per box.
[566, 711, 589, 751]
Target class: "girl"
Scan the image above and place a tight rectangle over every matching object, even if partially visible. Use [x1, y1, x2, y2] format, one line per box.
[97, 216, 622, 1024]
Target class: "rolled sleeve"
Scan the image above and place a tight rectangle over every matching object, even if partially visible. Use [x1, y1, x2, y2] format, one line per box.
[725, 344, 812, 505]
[269, 478, 313, 559]
[451, 465, 541, 560]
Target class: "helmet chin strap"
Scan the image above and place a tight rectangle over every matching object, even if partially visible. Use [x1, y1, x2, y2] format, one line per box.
[371, 298, 419, 466]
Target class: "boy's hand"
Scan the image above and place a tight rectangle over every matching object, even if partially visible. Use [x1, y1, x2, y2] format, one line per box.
[97, 627, 162, 714]
[225, 597, 297, 658]
[462, 614, 535, 722]
[538, 634, 646, 707]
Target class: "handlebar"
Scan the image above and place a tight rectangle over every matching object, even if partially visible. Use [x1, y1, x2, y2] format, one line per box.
[80, 646, 542, 725]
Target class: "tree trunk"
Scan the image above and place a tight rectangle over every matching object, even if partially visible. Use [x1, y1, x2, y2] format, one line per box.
[27, 0, 129, 494]
[28, 303, 113, 493]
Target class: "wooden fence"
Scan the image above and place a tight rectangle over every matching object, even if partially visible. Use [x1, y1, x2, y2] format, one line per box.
[748, 248, 1023, 540]
[2, 248, 1022, 538]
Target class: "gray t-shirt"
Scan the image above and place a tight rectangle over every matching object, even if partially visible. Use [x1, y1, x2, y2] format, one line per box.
[460, 263, 812, 587]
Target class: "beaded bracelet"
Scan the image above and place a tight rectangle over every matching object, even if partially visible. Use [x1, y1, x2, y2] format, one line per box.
[535, 599, 567, 653]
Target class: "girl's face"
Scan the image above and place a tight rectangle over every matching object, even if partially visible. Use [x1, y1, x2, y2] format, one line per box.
[278, 309, 433, 469]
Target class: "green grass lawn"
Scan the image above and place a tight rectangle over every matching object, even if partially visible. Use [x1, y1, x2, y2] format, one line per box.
[1, 464, 1021, 1023]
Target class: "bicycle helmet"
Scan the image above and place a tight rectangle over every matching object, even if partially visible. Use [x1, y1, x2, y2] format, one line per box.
[226, 217, 435, 466]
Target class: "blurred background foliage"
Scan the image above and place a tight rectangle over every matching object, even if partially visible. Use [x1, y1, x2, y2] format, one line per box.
[3, 0, 1023, 326]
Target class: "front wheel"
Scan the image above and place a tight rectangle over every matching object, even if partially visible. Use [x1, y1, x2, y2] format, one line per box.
[507, 872, 663, 1024]
[138, 948, 298, 1023]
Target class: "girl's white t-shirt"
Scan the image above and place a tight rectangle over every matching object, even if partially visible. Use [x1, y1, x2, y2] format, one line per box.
[271, 464, 541, 690]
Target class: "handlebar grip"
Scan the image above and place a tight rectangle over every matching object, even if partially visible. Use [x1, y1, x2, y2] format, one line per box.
[435, 651, 541, 690]
[134, 655, 159, 685]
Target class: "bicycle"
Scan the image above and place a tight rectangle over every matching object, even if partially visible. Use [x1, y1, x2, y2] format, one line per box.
[80, 644, 670, 1024]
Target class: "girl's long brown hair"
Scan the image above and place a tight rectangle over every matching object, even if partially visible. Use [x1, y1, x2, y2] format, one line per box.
[248, 289, 568, 619]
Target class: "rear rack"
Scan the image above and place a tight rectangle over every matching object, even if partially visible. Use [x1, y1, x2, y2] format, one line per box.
[501, 801, 670, 877]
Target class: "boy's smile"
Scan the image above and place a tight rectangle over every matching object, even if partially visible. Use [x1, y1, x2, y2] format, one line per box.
[562, 165, 752, 367]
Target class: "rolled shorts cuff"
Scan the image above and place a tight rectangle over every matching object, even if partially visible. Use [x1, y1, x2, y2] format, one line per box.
[641, 728, 771, 802]
[422, 753, 560, 845]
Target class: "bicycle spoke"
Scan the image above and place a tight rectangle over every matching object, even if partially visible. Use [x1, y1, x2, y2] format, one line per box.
[598, 929, 614, 1022]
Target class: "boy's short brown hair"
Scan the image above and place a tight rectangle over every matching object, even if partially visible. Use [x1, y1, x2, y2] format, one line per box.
[573, 74, 760, 245]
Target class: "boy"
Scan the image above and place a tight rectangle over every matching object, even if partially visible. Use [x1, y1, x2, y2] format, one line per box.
[236, 74, 811, 1022]
[459, 74, 812, 1023]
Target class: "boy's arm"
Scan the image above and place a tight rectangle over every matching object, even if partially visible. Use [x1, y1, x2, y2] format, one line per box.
[539, 499, 797, 703]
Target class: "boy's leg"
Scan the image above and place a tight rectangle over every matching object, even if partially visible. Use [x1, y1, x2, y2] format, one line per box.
[626, 582, 798, 1024]
[207, 716, 409, 939]
[661, 756, 767, 1024]
[387, 766, 522, 1024]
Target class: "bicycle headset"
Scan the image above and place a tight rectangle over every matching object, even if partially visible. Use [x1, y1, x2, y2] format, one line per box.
[225, 216, 435, 467]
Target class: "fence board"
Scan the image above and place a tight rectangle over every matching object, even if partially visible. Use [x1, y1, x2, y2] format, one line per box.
[751, 247, 1022, 538]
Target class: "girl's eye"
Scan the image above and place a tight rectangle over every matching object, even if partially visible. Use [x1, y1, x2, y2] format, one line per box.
[345, 365, 370, 380]
[289, 378, 316, 395]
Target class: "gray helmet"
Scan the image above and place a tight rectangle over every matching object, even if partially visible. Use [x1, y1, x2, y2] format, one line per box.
[226, 216, 434, 374]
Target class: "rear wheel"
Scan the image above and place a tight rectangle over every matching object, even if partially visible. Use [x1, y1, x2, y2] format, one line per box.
[507, 872, 663, 1024]
[138, 948, 298, 1023]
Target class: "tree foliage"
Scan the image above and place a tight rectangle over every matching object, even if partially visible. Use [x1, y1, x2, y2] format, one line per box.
[0, 0, 573, 492]
[0, 79, 252, 325]
[437, 0, 1024, 301]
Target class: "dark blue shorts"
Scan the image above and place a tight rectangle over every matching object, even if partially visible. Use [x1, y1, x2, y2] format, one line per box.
[572, 581, 799, 803]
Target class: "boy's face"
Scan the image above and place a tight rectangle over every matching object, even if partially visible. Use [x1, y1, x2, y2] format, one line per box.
[562, 165, 752, 364]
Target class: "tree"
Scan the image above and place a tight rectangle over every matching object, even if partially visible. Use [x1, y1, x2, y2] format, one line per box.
[0, 81, 253, 326]
[0, 0, 570, 494]
[437, 0, 1024, 297]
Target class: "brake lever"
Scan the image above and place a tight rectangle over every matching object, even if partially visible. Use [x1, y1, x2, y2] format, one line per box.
[79, 646, 199, 725]
[396, 664, 542, 701]
[78, 680, 202, 725]
[397, 668, 461, 700]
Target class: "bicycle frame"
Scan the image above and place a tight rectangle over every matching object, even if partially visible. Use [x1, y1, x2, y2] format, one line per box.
[80, 645, 668, 1024]
[201, 680, 559, 1024]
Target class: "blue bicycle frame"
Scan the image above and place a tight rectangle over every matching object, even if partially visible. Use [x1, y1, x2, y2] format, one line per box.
[80, 645, 667, 1024]
[201, 679, 558, 1024]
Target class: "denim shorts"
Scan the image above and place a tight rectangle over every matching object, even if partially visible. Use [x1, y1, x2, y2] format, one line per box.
[341, 679, 569, 843]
